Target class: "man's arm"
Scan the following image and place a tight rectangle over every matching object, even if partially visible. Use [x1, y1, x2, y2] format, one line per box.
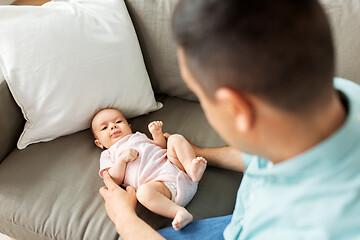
[195, 146, 246, 172]
[99, 171, 165, 240]
[11, 0, 50, 5]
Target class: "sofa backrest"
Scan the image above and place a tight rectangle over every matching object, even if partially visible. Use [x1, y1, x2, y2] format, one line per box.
[125, 0, 360, 101]
[124, 0, 197, 101]
[321, 0, 360, 84]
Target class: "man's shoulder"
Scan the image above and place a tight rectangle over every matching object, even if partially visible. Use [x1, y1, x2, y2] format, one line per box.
[334, 77, 360, 102]
[333, 77, 360, 149]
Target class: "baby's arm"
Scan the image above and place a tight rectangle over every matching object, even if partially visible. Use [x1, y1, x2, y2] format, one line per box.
[107, 161, 127, 185]
[107, 149, 139, 185]
[148, 121, 167, 149]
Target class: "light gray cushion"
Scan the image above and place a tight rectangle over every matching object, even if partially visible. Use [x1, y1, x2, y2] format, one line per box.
[0, 78, 24, 162]
[0, 96, 241, 240]
[0, 130, 120, 240]
[320, 0, 360, 84]
[126, 0, 360, 91]
[130, 95, 227, 148]
[125, 0, 198, 101]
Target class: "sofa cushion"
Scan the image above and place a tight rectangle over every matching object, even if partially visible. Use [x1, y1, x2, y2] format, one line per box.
[125, 0, 360, 94]
[125, 0, 198, 101]
[0, 78, 24, 162]
[0, 96, 241, 240]
[0, 129, 115, 239]
[130, 95, 227, 148]
[0, 0, 161, 150]
[320, 0, 360, 84]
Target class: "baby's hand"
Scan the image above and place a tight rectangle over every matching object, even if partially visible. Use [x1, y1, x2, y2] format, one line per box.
[148, 121, 163, 135]
[117, 148, 139, 163]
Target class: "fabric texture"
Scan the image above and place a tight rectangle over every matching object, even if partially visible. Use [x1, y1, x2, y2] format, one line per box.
[158, 214, 232, 240]
[320, 0, 360, 84]
[0, 96, 242, 240]
[224, 78, 360, 239]
[125, 0, 197, 101]
[99, 132, 198, 207]
[0, 78, 24, 162]
[0, 0, 161, 149]
[163, 181, 177, 202]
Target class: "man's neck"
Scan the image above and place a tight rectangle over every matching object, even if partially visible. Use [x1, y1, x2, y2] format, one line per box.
[259, 91, 347, 164]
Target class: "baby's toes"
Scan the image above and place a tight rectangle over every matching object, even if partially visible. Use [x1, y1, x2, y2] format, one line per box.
[194, 157, 207, 164]
[154, 121, 162, 129]
[172, 219, 179, 230]
[148, 122, 156, 130]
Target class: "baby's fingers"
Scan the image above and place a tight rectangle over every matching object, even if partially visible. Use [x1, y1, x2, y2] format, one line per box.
[128, 149, 139, 160]
[156, 121, 163, 127]
[129, 148, 138, 155]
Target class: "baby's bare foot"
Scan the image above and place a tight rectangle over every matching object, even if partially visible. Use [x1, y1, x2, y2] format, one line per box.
[148, 121, 163, 135]
[172, 208, 193, 231]
[188, 157, 207, 182]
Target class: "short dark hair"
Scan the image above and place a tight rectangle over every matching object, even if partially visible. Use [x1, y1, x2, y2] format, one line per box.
[172, 0, 335, 113]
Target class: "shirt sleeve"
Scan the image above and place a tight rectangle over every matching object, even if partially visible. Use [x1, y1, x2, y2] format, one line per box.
[99, 150, 114, 178]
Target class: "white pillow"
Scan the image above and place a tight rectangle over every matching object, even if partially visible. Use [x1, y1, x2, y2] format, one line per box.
[0, 0, 162, 149]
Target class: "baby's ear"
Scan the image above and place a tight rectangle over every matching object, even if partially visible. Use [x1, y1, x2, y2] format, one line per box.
[94, 139, 104, 149]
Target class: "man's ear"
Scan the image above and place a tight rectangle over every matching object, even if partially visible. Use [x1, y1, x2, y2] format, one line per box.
[215, 87, 254, 133]
[94, 139, 104, 149]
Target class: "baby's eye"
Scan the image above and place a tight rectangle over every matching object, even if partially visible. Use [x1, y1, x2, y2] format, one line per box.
[101, 126, 107, 131]
[116, 120, 122, 124]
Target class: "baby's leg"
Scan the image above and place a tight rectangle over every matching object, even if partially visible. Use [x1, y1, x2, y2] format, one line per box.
[136, 181, 193, 230]
[167, 134, 207, 182]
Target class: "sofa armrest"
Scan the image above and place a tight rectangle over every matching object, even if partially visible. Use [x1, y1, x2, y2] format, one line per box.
[0, 77, 25, 162]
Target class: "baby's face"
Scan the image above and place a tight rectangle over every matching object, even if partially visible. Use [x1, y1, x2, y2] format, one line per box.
[92, 109, 132, 149]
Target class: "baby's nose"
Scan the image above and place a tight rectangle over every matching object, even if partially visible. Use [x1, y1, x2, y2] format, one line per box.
[111, 124, 117, 130]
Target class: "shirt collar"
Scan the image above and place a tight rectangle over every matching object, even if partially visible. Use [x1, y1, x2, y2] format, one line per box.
[246, 78, 360, 180]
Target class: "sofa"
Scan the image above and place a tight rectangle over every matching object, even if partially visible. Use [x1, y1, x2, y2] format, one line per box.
[0, 0, 359, 239]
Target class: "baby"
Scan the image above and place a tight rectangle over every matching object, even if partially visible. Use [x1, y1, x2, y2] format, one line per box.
[91, 108, 207, 230]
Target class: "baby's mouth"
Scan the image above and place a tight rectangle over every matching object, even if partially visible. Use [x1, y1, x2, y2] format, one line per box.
[111, 131, 121, 138]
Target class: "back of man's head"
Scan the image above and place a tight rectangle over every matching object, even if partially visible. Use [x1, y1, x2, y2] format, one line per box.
[172, 0, 335, 113]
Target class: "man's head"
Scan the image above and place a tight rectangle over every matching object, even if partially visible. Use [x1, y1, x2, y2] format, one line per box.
[173, 0, 334, 111]
[91, 108, 132, 149]
[172, 0, 335, 151]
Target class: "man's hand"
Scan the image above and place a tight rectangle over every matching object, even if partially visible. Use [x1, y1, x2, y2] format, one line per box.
[99, 171, 165, 239]
[117, 148, 138, 163]
[11, 0, 50, 5]
[99, 171, 137, 225]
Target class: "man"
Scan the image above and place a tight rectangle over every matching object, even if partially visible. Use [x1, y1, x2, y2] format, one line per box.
[99, 0, 360, 239]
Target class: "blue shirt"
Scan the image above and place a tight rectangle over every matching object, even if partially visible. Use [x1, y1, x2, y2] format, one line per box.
[224, 78, 360, 240]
